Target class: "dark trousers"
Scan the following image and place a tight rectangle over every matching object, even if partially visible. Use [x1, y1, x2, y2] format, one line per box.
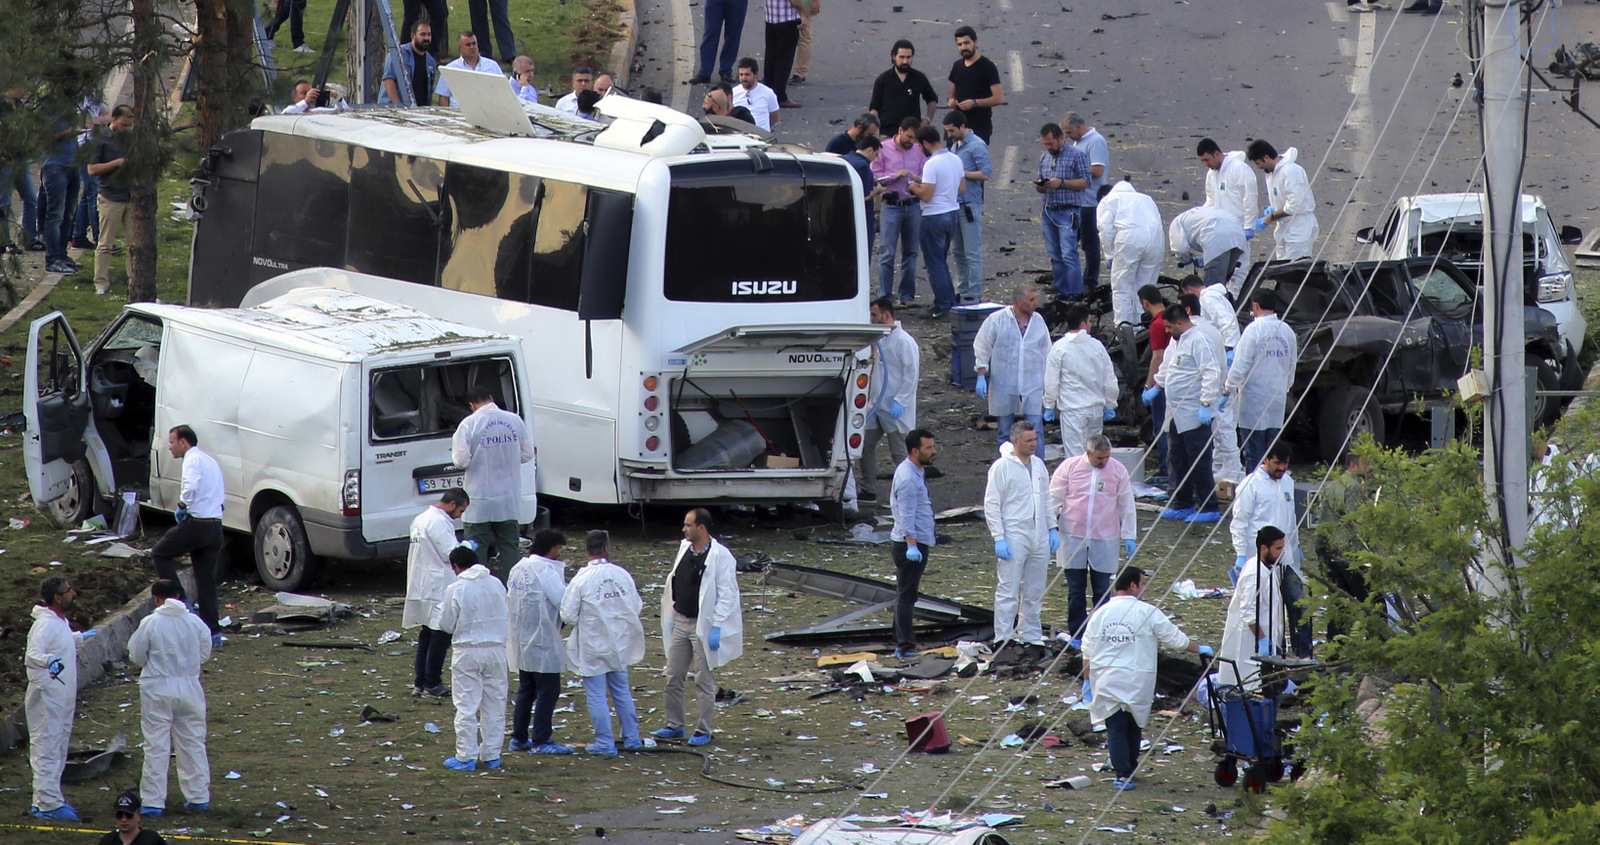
[73, 170, 97, 241]
[1318, 538, 1370, 641]
[1239, 427, 1278, 477]
[1282, 566, 1313, 659]
[1077, 204, 1102, 288]
[402, 0, 450, 60]
[152, 519, 224, 633]
[1104, 709, 1142, 780]
[512, 670, 561, 745]
[1169, 424, 1217, 513]
[697, 0, 748, 78]
[891, 541, 927, 650]
[266, 0, 306, 47]
[467, 0, 516, 62]
[413, 625, 451, 689]
[38, 163, 79, 264]
[465, 519, 521, 579]
[1063, 567, 1112, 640]
[1150, 390, 1170, 482]
[763, 19, 801, 103]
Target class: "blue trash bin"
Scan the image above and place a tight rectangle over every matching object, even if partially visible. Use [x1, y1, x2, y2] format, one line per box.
[1219, 687, 1278, 759]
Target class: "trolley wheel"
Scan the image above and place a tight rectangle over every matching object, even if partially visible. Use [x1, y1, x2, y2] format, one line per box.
[1213, 758, 1238, 787]
[1289, 760, 1307, 782]
[1266, 757, 1286, 782]
[1244, 763, 1269, 793]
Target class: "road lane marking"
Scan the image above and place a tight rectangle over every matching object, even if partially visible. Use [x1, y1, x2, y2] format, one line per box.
[1326, 1, 1348, 22]
[1339, 37, 1353, 57]
[1001, 144, 1019, 189]
[1007, 50, 1024, 94]
[1330, 11, 1377, 259]
[671, 0, 693, 112]
[1348, 11, 1375, 95]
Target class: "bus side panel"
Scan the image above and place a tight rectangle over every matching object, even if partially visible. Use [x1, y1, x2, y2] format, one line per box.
[189, 129, 264, 307]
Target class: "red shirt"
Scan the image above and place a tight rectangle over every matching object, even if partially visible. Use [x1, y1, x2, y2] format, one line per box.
[1149, 314, 1170, 351]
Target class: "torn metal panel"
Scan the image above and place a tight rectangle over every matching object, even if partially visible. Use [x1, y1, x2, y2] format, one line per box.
[760, 563, 992, 644]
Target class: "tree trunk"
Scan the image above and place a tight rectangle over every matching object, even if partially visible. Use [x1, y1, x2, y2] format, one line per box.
[193, 0, 257, 152]
[126, 0, 162, 302]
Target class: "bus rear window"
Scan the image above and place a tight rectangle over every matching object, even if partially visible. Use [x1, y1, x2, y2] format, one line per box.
[664, 160, 858, 303]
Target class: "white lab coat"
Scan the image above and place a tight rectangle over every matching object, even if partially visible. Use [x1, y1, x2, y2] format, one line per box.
[983, 443, 1052, 643]
[561, 558, 646, 677]
[1154, 327, 1223, 435]
[128, 598, 213, 809]
[1043, 330, 1119, 455]
[506, 554, 567, 674]
[436, 564, 510, 762]
[660, 538, 745, 669]
[1199, 283, 1241, 349]
[25, 605, 83, 812]
[867, 323, 920, 434]
[1266, 147, 1318, 260]
[1219, 557, 1286, 689]
[1169, 205, 1249, 266]
[1050, 454, 1137, 572]
[451, 402, 535, 524]
[1097, 182, 1165, 325]
[403, 505, 458, 629]
[973, 306, 1052, 417]
[1190, 321, 1243, 484]
[1230, 467, 1303, 578]
[1204, 150, 1259, 226]
[1084, 594, 1191, 727]
[1226, 313, 1298, 432]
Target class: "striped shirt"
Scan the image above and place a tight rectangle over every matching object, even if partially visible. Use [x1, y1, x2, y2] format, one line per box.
[1038, 145, 1093, 208]
[766, 0, 800, 24]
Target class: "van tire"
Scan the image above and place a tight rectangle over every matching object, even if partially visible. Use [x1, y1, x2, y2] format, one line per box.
[45, 459, 102, 528]
[255, 505, 317, 591]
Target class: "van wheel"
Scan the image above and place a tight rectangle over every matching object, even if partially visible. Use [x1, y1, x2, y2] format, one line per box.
[1317, 387, 1385, 463]
[45, 458, 101, 528]
[255, 505, 317, 591]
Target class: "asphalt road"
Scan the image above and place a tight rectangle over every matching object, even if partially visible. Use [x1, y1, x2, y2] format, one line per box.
[631, 0, 1600, 280]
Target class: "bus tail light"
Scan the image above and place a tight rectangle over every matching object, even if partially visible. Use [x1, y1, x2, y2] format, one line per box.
[854, 394, 867, 408]
[852, 414, 865, 429]
[643, 375, 659, 391]
[856, 373, 870, 389]
[342, 469, 361, 516]
[644, 395, 659, 411]
[645, 436, 661, 452]
[849, 433, 862, 449]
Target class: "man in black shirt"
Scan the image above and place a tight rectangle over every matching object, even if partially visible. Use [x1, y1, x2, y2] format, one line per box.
[86, 105, 133, 297]
[869, 40, 937, 132]
[825, 113, 879, 155]
[100, 793, 167, 845]
[653, 508, 744, 747]
[946, 26, 1005, 145]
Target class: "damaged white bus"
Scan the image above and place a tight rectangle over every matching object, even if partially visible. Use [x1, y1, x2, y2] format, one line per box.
[186, 78, 883, 506]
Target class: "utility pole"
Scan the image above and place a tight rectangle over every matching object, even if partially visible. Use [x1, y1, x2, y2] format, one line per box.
[1480, 0, 1529, 576]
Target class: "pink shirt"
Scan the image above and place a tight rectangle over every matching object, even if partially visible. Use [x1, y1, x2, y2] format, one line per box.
[1049, 454, 1138, 541]
[871, 139, 928, 199]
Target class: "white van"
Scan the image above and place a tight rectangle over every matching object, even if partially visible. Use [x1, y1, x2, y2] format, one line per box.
[22, 280, 536, 590]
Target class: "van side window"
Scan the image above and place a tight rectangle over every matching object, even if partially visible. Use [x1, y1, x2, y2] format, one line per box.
[369, 357, 519, 442]
[440, 164, 537, 302]
[530, 179, 587, 311]
[349, 150, 445, 285]
[253, 136, 351, 268]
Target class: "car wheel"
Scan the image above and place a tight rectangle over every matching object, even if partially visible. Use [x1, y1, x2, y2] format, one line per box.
[254, 505, 317, 592]
[1318, 387, 1386, 463]
[44, 458, 102, 528]
[1532, 359, 1562, 428]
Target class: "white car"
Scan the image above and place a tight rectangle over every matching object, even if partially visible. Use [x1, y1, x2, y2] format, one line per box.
[1356, 193, 1587, 390]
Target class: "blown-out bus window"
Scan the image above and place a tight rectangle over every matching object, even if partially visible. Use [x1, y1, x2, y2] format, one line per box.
[253, 136, 351, 268]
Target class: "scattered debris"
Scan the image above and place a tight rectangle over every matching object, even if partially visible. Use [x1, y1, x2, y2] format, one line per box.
[63, 731, 126, 781]
[762, 563, 993, 644]
[359, 705, 397, 723]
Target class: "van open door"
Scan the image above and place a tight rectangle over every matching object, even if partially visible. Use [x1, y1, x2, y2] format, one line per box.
[23, 312, 89, 505]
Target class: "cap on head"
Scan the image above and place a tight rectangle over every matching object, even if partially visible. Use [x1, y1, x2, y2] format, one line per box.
[115, 792, 139, 814]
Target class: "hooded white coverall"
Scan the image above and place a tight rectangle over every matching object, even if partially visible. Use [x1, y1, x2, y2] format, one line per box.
[436, 564, 510, 762]
[1230, 467, 1303, 579]
[1096, 182, 1165, 325]
[855, 322, 921, 500]
[660, 538, 745, 735]
[1170, 206, 1250, 291]
[506, 554, 566, 675]
[1204, 150, 1259, 293]
[1198, 283, 1241, 350]
[1225, 312, 1298, 435]
[128, 597, 213, 810]
[450, 402, 535, 524]
[562, 559, 646, 746]
[403, 505, 458, 629]
[26, 605, 83, 813]
[1265, 147, 1318, 261]
[1043, 330, 1119, 456]
[1219, 556, 1286, 689]
[973, 306, 1052, 418]
[1189, 320, 1243, 485]
[983, 442, 1053, 643]
[1084, 594, 1191, 727]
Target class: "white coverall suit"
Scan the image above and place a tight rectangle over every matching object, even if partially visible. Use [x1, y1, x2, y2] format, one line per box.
[1043, 329, 1119, 456]
[436, 564, 511, 763]
[855, 322, 920, 499]
[1265, 147, 1318, 261]
[1225, 312, 1298, 436]
[1204, 150, 1259, 293]
[451, 401, 535, 524]
[1097, 182, 1165, 325]
[25, 605, 84, 813]
[1189, 320, 1244, 485]
[973, 306, 1052, 423]
[1230, 467, 1303, 579]
[128, 597, 214, 810]
[1170, 205, 1250, 290]
[1220, 556, 1286, 689]
[983, 442, 1053, 643]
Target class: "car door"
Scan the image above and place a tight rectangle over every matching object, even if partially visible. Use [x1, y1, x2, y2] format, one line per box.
[23, 313, 89, 505]
[1406, 262, 1476, 390]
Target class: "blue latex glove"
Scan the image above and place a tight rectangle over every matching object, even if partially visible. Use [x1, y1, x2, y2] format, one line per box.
[1198, 644, 1215, 658]
[1080, 678, 1093, 703]
[708, 626, 722, 652]
[1105, 258, 1113, 271]
[994, 538, 1012, 560]
[48, 657, 64, 679]
[461, 539, 479, 551]
[1235, 554, 1248, 573]
[1228, 565, 1240, 586]
[1257, 636, 1271, 655]
[175, 505, 189, 523]
[1197, 405, 1214, 426]
[1124, 538, 1137, 557]
[1175, 255, 1191, 268]
[1048, 528, 1061, 554]
[1219, 394, 1230, 413]
[1252, 215, 1268, 232]
[889, 400, 905, 420]
[1243, 228, 1256, 240]
[1043, 407, 1056, 422]
[1262, 205, 1274, 217]
[975, 374, 988, 398]
[1103, 408, 1116, 421]
[1226, 349, 1235, 367]
[1140, 386, 1161, 406]
[80, 629, 97, 641]
[905, 544, 923, 563]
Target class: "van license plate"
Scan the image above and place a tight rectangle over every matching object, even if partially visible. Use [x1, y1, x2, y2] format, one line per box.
[417, 474, 466, 494]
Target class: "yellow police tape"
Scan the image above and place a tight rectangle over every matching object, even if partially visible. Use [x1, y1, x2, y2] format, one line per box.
[0, 821, 313, 845]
